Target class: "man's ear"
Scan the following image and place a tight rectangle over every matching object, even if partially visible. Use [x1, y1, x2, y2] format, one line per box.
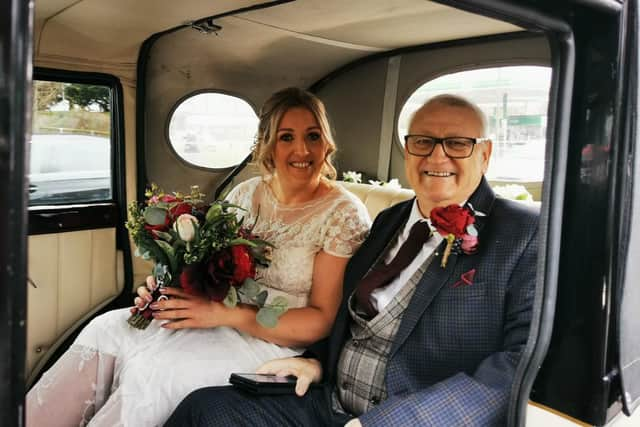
[481, 140, 492, 173]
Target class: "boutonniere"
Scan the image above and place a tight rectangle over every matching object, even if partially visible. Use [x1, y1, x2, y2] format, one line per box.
[430, 204, 481, 267]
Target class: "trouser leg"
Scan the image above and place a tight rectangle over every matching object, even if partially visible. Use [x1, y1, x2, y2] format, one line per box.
[165, 385, 351, 427]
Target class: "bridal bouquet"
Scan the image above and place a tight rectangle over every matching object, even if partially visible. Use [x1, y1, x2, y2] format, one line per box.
[125, 184, 287, 329]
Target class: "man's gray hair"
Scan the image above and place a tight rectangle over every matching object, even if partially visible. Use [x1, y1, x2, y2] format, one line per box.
[414, 94, 488, 137]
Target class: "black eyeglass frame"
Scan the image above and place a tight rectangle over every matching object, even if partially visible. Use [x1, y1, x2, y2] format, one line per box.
[403, 135, 490, 159]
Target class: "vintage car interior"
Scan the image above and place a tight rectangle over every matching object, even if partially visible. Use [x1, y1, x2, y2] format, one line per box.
[2, 0, 640, 426]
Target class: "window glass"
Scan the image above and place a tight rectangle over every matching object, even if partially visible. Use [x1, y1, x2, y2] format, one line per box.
[30, 80, 112, 206]
[167, 92, 259, 169]
[398, 66, 552, 183]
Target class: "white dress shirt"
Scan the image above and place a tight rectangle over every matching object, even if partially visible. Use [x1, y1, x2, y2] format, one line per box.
[370, 200, 443, 312]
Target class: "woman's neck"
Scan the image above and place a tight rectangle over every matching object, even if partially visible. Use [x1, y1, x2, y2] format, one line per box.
[270, 175, 327, 205]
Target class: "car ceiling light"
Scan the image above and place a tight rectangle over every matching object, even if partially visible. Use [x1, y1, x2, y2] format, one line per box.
[190, 18, 222, 35]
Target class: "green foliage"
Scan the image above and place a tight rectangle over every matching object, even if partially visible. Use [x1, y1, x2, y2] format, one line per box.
[223, 287, 238, 308]
[33, 81, 64, 111]
[64, 84, 111, 112]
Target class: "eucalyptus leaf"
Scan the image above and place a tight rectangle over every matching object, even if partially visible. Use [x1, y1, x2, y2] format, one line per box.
[223, 287, 238, 308]
[239, 278, 261, 298]
[144, 206, 168, 226]
[269, 296, 289, 314]
[256, 307, 279, 328]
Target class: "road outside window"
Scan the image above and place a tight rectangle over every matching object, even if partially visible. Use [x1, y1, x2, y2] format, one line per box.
[30, 80, 112, 206]
[167, 92, 259, 169]
[398, 66, 552, 184]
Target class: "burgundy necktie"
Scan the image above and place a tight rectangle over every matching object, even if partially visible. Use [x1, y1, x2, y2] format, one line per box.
[355, 221, 432, 317]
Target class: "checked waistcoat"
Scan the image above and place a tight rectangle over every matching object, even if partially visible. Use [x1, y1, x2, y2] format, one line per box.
[335, 251, 435, 415]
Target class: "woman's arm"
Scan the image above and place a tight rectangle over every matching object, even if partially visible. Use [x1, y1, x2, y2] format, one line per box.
[153, 249, 348, 348]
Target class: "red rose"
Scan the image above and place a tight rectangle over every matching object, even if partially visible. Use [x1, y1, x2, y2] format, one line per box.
[430, 205, 475, 238]
[179, 264, 205, 295]
[205, 250, 233, 301]
[169, 202, 192, 219]
[231, 245, 256, 286]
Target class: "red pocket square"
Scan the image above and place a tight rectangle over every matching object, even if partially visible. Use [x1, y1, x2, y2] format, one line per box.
[453, 268, 476, 288]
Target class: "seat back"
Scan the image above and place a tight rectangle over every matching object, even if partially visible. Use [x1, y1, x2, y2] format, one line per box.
[338, 181, 414, 220]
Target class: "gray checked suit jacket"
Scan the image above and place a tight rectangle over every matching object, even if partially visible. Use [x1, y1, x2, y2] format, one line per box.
[307, 176, 539, 426]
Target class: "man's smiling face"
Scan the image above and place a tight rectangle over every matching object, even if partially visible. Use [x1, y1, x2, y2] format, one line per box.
[405, 102, 492, 217]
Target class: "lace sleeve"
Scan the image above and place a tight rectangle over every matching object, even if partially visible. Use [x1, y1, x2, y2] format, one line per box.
[322, 197, 371, 258]
[225, 178, 258, 219]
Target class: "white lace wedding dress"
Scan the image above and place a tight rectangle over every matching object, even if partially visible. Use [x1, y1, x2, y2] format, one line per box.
[26, 177, 370, 427]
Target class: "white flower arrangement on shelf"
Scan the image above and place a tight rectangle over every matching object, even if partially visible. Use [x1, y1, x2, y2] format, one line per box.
[492, 184, 535, 202]
[342, 171, 403, 190]
[342, 171, 362, 183]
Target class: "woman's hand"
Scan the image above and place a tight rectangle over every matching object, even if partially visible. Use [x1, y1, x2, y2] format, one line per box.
[129, 275, 157, 314]
[150, 287, 230, 330]
[256, 357, 322, 396]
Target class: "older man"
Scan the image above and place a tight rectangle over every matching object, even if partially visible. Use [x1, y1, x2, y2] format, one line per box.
[166, 94, 539, 426]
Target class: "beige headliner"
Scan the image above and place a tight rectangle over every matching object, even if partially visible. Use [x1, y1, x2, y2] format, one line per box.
[34, 0, 522, 85]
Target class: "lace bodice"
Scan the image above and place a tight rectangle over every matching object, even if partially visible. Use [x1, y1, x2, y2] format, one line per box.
[227, 177, 370, 308]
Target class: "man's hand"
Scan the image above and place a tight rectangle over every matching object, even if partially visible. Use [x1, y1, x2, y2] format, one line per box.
[256, 357, 322, 396]
[344, 419, 362, 427]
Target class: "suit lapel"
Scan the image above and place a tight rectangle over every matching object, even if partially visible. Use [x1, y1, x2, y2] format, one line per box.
[389, 177, 496, 357]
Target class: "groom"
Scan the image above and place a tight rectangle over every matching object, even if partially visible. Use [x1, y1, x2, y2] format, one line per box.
[165, 94, 539, 426]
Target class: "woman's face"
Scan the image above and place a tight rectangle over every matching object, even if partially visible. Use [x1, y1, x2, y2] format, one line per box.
[272, 107, 328, 187]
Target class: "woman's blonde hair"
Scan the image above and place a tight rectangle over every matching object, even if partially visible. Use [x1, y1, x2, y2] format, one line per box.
[253, 87, 337, 179]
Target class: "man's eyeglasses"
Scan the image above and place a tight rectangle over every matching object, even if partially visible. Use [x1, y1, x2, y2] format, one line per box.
[404, 135, 489, 159]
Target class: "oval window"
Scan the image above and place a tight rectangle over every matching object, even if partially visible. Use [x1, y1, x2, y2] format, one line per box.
[398, 66, 552, 183]
[168, 92, 259, 169]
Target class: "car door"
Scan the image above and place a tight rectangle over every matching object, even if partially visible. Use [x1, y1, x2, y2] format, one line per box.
[25, 68, 130, 387]
[1, 0, 32, 423]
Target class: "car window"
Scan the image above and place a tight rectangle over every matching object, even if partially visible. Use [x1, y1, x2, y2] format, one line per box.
[167, 92, 259, 169]
[30, 80, 112, 206]
[398, 66, 552, 185]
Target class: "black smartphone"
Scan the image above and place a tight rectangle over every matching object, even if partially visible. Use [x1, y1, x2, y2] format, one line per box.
[229, 373, 298, 395]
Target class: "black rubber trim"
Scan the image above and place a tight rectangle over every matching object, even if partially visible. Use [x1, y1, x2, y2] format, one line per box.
[214, 153, 253, 200]
[28, 204, 118, 235]
[0, 0, 31, 422]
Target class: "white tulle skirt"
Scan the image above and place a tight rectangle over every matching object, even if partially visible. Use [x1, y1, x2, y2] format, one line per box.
[28, 308, 302, 427]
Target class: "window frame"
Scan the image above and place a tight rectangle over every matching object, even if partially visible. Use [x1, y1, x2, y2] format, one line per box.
[164, 88, 259, 172]
[394, 62, 552, 183]
[30, 68, 126, 235]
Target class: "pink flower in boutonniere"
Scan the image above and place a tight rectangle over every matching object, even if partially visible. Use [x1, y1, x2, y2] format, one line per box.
[430, 204, 480, 268]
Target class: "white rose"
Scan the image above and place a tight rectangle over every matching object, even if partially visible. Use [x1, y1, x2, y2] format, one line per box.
[174, 214, 198, 242]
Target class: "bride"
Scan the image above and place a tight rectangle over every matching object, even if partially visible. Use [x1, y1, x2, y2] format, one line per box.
[26, 87, 371, 427]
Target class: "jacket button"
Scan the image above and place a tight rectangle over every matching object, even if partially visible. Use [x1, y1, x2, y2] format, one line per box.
[342, 381, 350, 390]
[369, 396, 380, 405]
[352, 340, 360, 347]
